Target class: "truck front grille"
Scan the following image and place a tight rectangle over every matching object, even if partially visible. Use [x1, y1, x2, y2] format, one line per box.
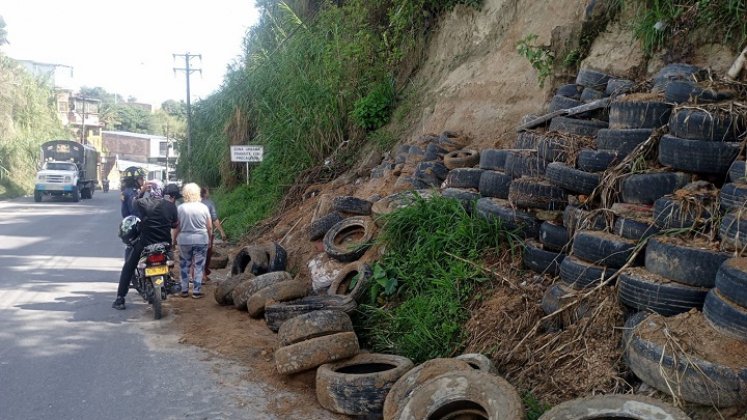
[45, 175, 65, 183]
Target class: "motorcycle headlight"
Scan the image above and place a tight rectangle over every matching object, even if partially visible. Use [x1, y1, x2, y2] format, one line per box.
[64, 176, 71, 182]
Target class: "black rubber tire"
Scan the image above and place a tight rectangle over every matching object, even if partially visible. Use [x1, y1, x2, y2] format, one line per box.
[536, 135, 575, 162]
[658, 134, 740, 175]
[559, 255, 617, 289]
[71, 186, 80, 202]
[246, 279, 308, 318]
[333, 196, 373, 215]
[537, 394, 690, 420]
[729, 160, 747, 183]
[652, 63, 708, 92]
[652, 195, 712, 230]
[443, 149, 480, 170]
[556, 83, 583, 99]
[323, 216, 375, 262]
[435, 131, 469, 152]
[231, 277, 259, 311]
[595, 128, 653, 156]
[383, 358, 473, 420]
[478, 149, 511, 171]
[267, 242, 288, 272]
[393, 370, 524, 420]
[523, 240, 565, 275]
[571, 230, 639, 268]
[720, 210, 747, 251]
[33, 190, 42, 202]
[478, 170, 512, 199]
[669, 108, 747, 141]
[475, 197, 540, 238]
[508, 177, 567, 210]
[316, 353, 414, 416]
[414, 161, 449, 182]
[444, 168, 484, 189]
[441, 188, 481, 213]
[231, 245, 270, 275]
[613, 216, 659, 241]
[327, 261, 372, 302]
[703, 289, 747, 341]
[548, 116, 608, 137]
[308, 212, 345, 241]
[504, 150, 548, 179]
[605, 78, 635, 96]
[548, 95, 582, 113]
[151, 282, 162, 320]
[624, 311, 747, 408]
[714, 257, 747, 307]
[618, 267, 709, 315]
[539, 221, 570, 252]
[576, 149, 619, 172]
[575, 68, 611, 90]
[275, 331, 360, 375]
[278, 309, 353, 347]
[514, 131, 542, 149]
[664, 80, 730, 104]
[608, 100, 672, 129]
[264, 295, 358, 332]
[719, 182, 747, 212]
[541, 283, 575, 315]
[214, 273, 253, 306]
[545, 162, 600, 195]
[580, 87, 604, 102]
[619, 171, 691, 205]
[644, 237, 730, 288]
[423, 142, 447, 161]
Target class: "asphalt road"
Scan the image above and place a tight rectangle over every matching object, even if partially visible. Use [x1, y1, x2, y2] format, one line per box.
[0, 191, 318, 420]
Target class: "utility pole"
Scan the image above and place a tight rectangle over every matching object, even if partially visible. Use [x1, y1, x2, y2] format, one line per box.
[173, 52, 201, 175]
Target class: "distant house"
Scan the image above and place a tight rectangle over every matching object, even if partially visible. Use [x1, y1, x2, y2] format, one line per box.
[102, 130, 178, 185]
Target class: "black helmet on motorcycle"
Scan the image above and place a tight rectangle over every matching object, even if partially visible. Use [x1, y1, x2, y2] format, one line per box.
[163, 183, 182, 200]
[119, 215, 141, 245]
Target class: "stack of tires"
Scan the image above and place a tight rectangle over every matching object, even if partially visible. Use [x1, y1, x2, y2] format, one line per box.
[704, 258, 747, 342]
[215, 241, 290, 307]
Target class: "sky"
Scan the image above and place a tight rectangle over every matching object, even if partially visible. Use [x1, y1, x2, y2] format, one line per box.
[1, 1, 260, 107]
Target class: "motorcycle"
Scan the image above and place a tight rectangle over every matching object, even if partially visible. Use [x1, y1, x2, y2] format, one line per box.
[132, 242, 179, 319]
[103, 180, 110, 193]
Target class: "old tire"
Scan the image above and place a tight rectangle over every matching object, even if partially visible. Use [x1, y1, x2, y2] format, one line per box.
[729, 160, 747, 183]
[539, 221, 570, 252]
[644, 237, 730, 288]
[247, 279, 309, 318]
[669, 108, 746, 141]
[333, 195, 373, 215]
[548, 116, 607, 137]
[265, 295, 357, 332]
[613, 216, 659, 241]
[71, 186, 80, 202]
[308, 212, 345, 241]
[266, 242, 287, 272]
[278, 310, 353, 347]
[538, 394, 690, 420]
[478, 170, 512, 199]
[658, 135, 740, 175]
[231, 245, 269, 276]
[608, 100, 672, 129]
[548, 94, 582, 113]
[327, 261, 372, 302]
[231, 276, 259, 311]
[715, 258, 747, 307]
[514, 131, 542, 149]
[476, 197, 540, 238]
[508, 177, 567, 210]
[236, 271, 293, 311]
[559, 255, 617, 289]
[618, 267, 708, 316]
[619, 172, 690, 205]
[576, 68, 611, 90]
[394, 370, 524, 420]
[703, 289, 747, 341]
[323, 216, 375, 262]
[454, 353, 493, 372]
[624, 311, 747, 407]
[576, 149, 619, 173]
[383, 358, 473, 420]
[719, 182, 747, 212]
[444, 168, 484, 189]
[719, 210, 747, 251]
[571, 230, 639, 268]
[556, 83, 583, 99]
[545, 162, 600, 196]
[214, 273, 252, 306]
[504, 150, 547, 179]
[605, 78, 635, 96]
[523, 240, 564, 276]
[652, 195, 712, 230]
[444, 149, 479, 170]
[595, 128, 653, 156]
[316, 353, 414, 416]
[275, 331, 359, 375]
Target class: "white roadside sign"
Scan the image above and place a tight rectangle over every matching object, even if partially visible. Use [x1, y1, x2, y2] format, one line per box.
[230, 145, 264, 162]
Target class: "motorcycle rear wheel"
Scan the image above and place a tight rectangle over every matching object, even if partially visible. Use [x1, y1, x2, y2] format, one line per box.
[152, 285, 162, 320]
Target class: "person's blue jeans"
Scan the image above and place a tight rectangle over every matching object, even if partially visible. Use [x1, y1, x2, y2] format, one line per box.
[179, 244, 208, 294]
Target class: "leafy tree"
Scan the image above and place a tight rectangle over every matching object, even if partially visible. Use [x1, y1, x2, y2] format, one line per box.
[160, 99, 187, 118]
[0, 16, 8, 46]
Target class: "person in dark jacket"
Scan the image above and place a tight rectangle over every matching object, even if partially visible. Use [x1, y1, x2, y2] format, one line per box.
[112, 182, 179, 310]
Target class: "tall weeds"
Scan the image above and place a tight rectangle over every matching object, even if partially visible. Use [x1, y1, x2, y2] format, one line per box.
[355, 195, 518, 363]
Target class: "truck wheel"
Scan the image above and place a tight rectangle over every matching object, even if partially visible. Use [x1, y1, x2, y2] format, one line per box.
[34, 190, 42, 202]
[71, 187, 80, 202]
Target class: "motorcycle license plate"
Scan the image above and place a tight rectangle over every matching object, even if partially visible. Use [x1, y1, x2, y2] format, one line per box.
[145, 265, 168, 276]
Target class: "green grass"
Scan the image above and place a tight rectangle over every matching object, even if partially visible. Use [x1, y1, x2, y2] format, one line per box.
[355, 194, 518, 363]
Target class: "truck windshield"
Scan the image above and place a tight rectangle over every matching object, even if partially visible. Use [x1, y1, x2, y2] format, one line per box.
[44, 162, 77, 171]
